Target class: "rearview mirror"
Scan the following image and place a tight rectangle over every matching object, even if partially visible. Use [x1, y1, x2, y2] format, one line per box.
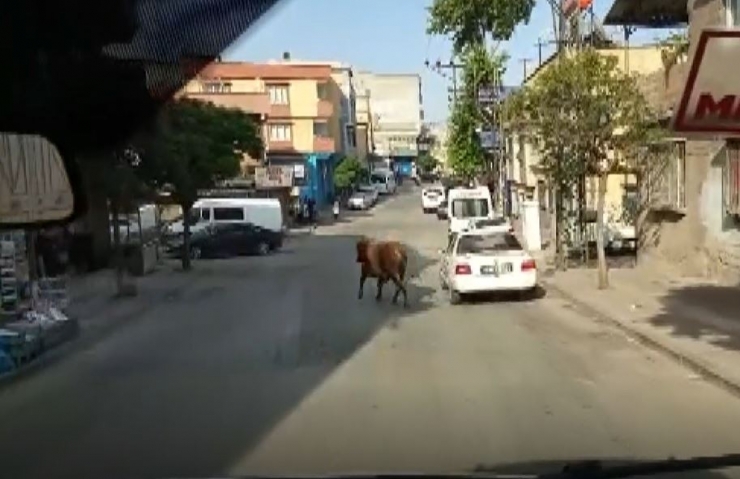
[1, 133, 79, 227]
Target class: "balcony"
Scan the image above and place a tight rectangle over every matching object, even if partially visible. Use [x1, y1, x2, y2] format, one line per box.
[185, 92, 270, 116]
[270, 103, 292, 118]
[268, 140, 296, 152]
[317, 99, 334, 118]
[313, 136, 336, 153]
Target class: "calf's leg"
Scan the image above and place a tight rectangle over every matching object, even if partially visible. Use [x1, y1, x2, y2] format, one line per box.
[390, 274, 408, 307]
[375, 277, 386, 301]
[358, 272, 367, 299]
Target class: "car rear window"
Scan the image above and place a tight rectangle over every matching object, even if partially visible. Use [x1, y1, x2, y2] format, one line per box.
[451, 198, 489, 218]
[457, 233, 522, 254]
[474, 217, 507, 228]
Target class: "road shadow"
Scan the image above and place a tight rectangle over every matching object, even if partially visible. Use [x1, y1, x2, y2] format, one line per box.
[0, 231, 438, 479]
[650, 281, 740, 352]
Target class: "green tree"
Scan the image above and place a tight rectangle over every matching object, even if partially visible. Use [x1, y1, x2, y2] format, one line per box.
[427, 0, 536, 53]
[136, 98, 263, 270]
[416, 153, 439, 173]
[333, 156, 365, 194]
[446, 44, 507, 181]
[507, 48, 660, 288]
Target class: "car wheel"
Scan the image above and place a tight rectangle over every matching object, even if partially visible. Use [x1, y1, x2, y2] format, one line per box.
[189, 246, 202, 260]
[449, 289, 462, 305]
[257, 242, 270, 256]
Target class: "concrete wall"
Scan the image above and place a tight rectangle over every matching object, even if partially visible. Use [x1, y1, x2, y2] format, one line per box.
[330, 68, 357, 157]
[635, 0, 740, 281]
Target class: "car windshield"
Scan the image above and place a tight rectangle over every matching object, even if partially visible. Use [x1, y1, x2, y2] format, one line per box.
[451, 198, 489, 218]
[371, 174, 387, 184]
[457, 233, 522, 254]
[7, 2, 738, 479]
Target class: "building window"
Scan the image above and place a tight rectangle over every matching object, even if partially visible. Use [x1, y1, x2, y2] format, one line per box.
[317, 82, 329, 100]
[345, 125, 357, 148]
[725, 141, 740, 215]
[268, 124, 292, 142]
[313, 121, 329, 137]
[727, 0, 740, 26]
[201, 81, 231, 93]
[267, 85, 289, 105]
[647, 140, 686, 210]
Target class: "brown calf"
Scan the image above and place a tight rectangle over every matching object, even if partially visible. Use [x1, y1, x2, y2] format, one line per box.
[356, 237, 409, 307]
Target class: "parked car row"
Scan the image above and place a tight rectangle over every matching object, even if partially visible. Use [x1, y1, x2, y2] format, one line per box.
[422, 183, 539, 304]
[348, 184, 380, 210]
[347, 169, 398, 211]
[163, 197, 286, 260]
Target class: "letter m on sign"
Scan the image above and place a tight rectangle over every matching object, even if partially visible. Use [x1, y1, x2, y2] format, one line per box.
[673, 28, 740, 137]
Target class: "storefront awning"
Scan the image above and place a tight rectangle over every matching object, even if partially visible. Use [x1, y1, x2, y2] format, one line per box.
[603, 0, 688, 27]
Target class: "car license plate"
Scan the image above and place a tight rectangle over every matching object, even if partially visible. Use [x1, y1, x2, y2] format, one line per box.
[481, 263, 512, 275]
[481, 265, 498, 275]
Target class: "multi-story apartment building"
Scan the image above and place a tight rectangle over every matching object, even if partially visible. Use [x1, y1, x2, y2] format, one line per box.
[604, 0, 740, 281]
[355, 72, 423, 174]
[180, 61, 344, 207]
[354, 82, 374, 161]
[265, 58, 359, 158]
[426, 122, 449, 171]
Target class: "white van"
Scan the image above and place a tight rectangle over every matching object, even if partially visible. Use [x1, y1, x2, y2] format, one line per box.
[167, 198, 284, 236]
[446, 186, 495, 235]
[370, 169, 397, 195]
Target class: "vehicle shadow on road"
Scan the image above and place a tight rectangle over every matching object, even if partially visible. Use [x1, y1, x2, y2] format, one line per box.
[461, 284, 548, 304]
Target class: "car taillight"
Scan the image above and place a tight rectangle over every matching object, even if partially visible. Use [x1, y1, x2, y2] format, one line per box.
[454, 264, 472, 275]
[521, 259, 536, 271]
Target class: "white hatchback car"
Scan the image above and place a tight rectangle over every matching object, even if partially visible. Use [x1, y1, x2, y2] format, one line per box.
[439, 230, 537, 304]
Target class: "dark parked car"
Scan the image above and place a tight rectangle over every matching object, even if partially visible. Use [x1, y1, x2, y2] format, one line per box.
[167, 223, 283, 260]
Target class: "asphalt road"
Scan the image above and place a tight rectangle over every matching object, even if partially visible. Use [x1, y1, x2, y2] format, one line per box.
[3, 187, 740, 479]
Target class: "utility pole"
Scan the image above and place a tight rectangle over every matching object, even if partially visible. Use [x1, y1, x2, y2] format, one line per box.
[535, 38, 546, 66]
[425, 59, 464, 103]
[519, 58, 533, 83]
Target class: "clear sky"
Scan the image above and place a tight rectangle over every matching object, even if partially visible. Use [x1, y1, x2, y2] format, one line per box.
[224, 0, 676, 123]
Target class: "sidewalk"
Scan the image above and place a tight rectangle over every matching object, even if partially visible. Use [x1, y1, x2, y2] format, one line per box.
[1, 260, 207, 384]
[543, 265, 740, 395]
[511, 215, 740, 393]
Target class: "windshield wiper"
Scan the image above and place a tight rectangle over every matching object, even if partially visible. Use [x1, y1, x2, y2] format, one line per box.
[540, 454, 740, 479]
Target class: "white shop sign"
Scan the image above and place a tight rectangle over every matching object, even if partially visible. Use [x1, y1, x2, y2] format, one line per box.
[673, 28, 740, 137]
[255, 166, 293, 188]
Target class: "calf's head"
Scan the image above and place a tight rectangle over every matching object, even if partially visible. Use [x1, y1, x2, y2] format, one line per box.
[356, 237, 370, 263]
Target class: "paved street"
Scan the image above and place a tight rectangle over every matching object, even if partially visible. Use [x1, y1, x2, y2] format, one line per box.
[3, 189, 740, 479]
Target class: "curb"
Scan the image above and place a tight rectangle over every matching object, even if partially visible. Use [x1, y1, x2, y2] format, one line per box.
[543, 277, 740, 399]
